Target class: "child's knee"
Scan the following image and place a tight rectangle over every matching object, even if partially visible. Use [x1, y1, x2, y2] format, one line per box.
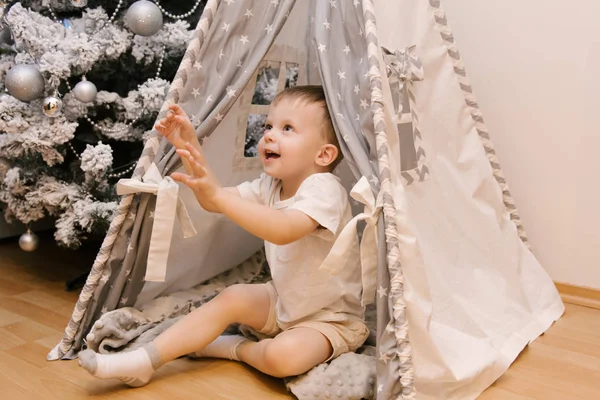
[262, 341, 302, 378]
[216, 284, 265, 316]
[217, 284, 250, 308]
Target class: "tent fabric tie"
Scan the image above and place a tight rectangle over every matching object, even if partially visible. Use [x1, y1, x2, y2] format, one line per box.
[382, 45, 425, 92]
[116, 163, 198, 282]
[319, 176, 382, 306]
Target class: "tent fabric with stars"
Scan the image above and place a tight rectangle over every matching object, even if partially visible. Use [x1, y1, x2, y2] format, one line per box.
[50, 0, 564, 399]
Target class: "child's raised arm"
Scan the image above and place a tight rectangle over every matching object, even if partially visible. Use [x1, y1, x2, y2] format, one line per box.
[174, 143, 317, 245]
[217, 191, 318, 245]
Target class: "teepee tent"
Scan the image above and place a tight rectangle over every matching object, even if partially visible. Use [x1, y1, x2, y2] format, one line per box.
[50, 0, 564, 399]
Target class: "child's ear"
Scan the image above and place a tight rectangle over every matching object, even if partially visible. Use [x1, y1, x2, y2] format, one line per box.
[315, 144, 339, 168]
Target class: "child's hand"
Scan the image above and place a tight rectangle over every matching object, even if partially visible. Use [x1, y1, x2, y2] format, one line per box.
[154, 104, 196, 150]
[171, 143, 224, 213]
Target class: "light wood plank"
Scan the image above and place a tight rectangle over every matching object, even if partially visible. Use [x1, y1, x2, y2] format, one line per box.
[13, 289, 77, 318]
[1, 319, 62, 344]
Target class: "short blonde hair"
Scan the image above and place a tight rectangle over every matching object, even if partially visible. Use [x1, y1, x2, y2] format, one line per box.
[272, 85, 343, 171]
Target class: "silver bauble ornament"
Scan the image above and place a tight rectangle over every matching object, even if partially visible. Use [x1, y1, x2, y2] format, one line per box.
[125, 0, 163, 37]
[71, 0, 88, 7]
[73, 79, 97, 103]
[42, 95, 63, 117]
[5, 65, 45, 102]
[19, 230, 39, 252]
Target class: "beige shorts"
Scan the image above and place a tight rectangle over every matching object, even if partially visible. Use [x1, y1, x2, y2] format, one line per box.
[256, 281, 370, 361]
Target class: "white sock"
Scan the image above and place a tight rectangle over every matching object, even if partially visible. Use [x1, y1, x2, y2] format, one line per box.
[78, 343, 163, 387]
[189, 335, 249, 361]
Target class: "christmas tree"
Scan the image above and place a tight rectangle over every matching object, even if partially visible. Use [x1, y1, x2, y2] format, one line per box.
[0, 0, 206, 249]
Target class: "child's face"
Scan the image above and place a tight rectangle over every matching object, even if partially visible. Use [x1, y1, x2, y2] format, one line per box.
[258, 97, 330, 182]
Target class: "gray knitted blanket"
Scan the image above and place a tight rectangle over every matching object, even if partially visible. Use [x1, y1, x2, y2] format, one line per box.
[83, 250, 377, 399]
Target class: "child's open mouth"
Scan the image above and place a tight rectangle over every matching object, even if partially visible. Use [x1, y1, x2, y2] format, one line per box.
[265, 150, 281, 160]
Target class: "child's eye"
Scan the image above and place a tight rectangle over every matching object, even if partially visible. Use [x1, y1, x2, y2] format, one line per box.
[283, 124, 293, 131]
[264, 124, 272, 131]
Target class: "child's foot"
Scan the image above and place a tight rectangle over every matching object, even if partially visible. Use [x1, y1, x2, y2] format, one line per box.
[189, 334, 249, 361]
[78, 343, 163, 387]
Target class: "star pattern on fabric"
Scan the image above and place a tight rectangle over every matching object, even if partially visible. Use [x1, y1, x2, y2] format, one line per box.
[337, 70, 346, 79]
[318, 43, 327, 52]
[119, 297, 128, 305]
[226, 86, 236, 98]
[244, 8, 253, 18]
[149, 211, 154, 219]
[127, 242, 135, 253]
[191, 88, 200, 98]
[236, 60, 243, 68]
[215, 113, 224, 122]
[378, 384, 384, 393]
[343, 45, 350, 55]
[265, 24, 274, 34]
[329, 0, 337, 8]
[100, 273, 110, 284]
[323, 19, 331, 30]
[205, 94, 213, 103]
[353, 0, 360, 7]
[377, 285, 389, 298]
[360, 98, 368, 109]
[127, 212, 135, 220]
[239, 35, 249, 45]
[224, 0, 235, 5]
[271, 0, 279, 6]
[222, 22, 230, 32]
[379, 351, 391, 364]
[193, 61, 202, 70]
[101, 306, 108, 314]
[354, 85, 360, 94]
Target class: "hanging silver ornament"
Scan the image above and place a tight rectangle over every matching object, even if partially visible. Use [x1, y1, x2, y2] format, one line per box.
[42, 95, 63, 117]
[5, 64, 45, 102]
[71, 0, 88, 7]
[73, 78, 97, 103]
[19, 229, 39, 252]
[125, 0, 163, 37]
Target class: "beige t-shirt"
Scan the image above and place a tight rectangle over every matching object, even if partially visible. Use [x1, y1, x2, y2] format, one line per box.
[237, 172, 364, 324]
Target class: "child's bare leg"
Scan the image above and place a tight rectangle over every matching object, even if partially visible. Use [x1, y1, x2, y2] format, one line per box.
[237, 328, 333, 378]
[78, 284, 271, 386]
[153, 284, 270, 362]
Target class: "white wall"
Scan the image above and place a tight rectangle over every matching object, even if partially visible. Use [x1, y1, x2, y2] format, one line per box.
[441, 0, 600, 288]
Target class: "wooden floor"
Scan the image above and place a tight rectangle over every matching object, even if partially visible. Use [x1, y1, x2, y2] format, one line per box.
[1, 232, 599, 399]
